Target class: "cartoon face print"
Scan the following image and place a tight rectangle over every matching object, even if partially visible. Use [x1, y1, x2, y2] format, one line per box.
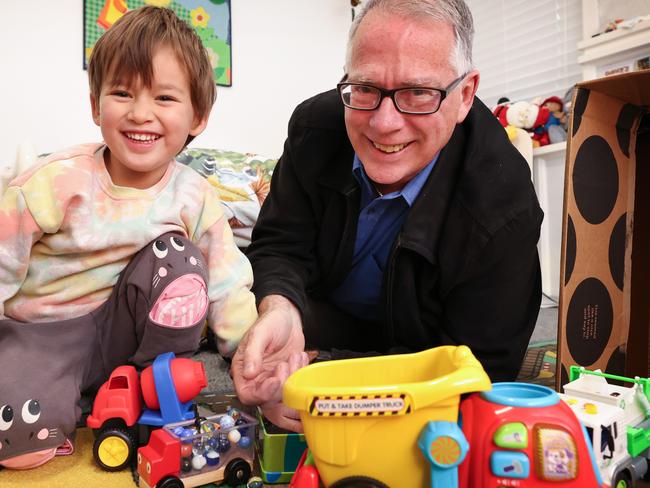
[0, 399, 65, 468]
[148, 234, 209, 328]
[545, 447, 570, 474]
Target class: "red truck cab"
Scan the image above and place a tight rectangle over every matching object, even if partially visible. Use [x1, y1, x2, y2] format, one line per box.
[138, 429, 181, 488]
[87, 365, 143, 429]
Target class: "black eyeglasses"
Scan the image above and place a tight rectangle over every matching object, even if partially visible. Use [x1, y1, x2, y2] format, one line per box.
[337, 73, 466, 115]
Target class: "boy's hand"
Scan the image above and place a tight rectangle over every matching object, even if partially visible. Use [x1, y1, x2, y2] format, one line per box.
[232, 295, 308, 405]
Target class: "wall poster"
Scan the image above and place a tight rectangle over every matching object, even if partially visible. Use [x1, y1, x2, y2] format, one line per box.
[83, 0, 232, 86]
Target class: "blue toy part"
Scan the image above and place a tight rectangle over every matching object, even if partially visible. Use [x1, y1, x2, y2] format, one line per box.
[418, 420, 469, 488]
[490, 451, 530, 479]
[138, 352, 196, 426]
[480, 382, 559, 408]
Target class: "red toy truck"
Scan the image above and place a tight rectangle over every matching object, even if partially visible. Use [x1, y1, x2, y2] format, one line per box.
[137, 411, 258, 488]
[87, 352, 207, 471]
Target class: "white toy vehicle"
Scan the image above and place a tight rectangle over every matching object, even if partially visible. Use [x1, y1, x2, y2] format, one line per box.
[560, 366, 650, 488]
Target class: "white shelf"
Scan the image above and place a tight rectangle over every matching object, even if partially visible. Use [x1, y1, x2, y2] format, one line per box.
[533, 142, 567, 302]
[533, 142, 567, 157]
[578, 5, 650, 80]
[578, 17, 650, 53]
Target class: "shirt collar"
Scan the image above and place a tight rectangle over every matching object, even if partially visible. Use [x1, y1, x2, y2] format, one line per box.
[353, 152, 439, 207]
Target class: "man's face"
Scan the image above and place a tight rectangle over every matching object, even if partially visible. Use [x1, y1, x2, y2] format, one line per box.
[344, 11, 477, 194]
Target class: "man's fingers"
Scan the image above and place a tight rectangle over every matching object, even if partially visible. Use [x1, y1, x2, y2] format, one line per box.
[287, 350, 309, 376]
[260, 403, 304, 433]
[268, 362, 291, 403]
[241, 325, 268, 379]
[277, 416, 304, 433]
[255, 375, 282, 403]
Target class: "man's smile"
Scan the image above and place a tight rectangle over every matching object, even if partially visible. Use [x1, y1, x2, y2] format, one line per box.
[372, 140, 410, 154]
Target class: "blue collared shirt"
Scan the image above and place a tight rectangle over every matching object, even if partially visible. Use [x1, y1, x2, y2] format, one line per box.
[329, 153, 438, 322]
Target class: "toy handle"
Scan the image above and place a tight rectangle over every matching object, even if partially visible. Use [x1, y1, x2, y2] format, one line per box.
[417, 421, 468, 488]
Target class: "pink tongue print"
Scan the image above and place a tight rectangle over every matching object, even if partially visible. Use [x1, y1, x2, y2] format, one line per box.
[0, 447, 58, 469]
[150, 274, 208, 328]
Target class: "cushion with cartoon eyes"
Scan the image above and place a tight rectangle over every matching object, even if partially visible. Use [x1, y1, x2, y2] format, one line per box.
[177, 148, 277, 248]
[0, 316, 95, 467]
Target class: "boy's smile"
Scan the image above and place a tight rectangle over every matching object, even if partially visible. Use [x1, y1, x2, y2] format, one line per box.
[90, 45, 207, 189]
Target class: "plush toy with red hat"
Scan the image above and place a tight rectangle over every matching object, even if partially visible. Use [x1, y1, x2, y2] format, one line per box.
[542, 96, 568, 144]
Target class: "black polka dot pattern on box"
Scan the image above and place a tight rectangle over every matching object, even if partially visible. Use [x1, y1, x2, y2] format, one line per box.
[560, 88, 646, 378]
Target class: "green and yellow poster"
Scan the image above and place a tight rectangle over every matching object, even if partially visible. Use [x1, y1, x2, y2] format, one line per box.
[84, 0, 232, 86]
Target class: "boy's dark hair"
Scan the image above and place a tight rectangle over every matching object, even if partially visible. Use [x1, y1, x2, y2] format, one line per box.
[88, 6, 216, 136]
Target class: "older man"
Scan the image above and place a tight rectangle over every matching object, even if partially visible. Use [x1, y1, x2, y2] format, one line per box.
[233, 0, 543, 430]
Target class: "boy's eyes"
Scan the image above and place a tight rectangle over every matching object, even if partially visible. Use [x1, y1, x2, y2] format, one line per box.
[105, 90, 179, 102]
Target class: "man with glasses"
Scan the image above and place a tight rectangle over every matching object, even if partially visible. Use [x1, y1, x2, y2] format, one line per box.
[233, 0, 543, 431]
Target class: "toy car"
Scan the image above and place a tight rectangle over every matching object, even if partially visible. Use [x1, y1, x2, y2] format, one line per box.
[137, 408, 257, 488]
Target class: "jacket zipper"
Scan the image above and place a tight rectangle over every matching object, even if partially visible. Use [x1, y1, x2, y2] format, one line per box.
[384, 235, 401, 345]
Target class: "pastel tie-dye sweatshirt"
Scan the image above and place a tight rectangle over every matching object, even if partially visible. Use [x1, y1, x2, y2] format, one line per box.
[0, 143, 257, 355]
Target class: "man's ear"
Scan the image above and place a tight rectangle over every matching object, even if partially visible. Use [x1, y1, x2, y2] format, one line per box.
[90, 94, 101, 127]
[456, 70, 480, 123]
[189, 114, 209, 137]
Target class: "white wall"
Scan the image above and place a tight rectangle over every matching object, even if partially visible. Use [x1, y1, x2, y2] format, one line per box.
[0, 1, 352, 164]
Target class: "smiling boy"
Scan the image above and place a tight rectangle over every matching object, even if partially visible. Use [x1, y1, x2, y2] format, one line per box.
[0, 6, 257, 356]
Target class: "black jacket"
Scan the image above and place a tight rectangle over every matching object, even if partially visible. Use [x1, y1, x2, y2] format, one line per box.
[247, 90, 543, 382]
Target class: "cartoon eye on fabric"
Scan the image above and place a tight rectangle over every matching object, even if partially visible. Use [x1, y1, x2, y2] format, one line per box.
[0, 405, 14, 431]
[153, 240, 168, 259]
[170, 236, 185, 252]
[22, 399, 41, 424]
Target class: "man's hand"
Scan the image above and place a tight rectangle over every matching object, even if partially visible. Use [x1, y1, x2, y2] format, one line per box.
[260, 401, 304, 433]
[232, 295, 309, 406]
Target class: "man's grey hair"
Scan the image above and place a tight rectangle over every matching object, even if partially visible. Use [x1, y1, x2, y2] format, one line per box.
[346, 0, 474, 76]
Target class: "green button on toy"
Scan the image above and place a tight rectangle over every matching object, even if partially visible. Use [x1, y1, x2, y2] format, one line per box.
[494, 422, 528, 449]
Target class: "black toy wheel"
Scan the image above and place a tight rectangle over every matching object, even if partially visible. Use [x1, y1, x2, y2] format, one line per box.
[93, 427, 136, 471]
[331, 476, 390, 488]
[157, 475, 184, 488]
[224, 458, 252, 486]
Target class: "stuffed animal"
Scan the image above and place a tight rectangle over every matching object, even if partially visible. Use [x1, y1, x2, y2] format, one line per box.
[493, 100, 551, 147]
[542, 96, 568, 144]
[0, 233, 208, 469]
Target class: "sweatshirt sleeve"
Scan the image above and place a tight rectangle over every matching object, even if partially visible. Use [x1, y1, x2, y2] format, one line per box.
[0, 186, 45, 319]
[192, 187, 258, 357]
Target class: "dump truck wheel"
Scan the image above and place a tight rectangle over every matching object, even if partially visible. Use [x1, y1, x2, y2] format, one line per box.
[331, 476, 390, 488]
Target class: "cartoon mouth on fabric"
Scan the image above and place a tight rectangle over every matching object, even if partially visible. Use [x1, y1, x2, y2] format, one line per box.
[149, 273, 208, 327]
[0, 400, 69, 469]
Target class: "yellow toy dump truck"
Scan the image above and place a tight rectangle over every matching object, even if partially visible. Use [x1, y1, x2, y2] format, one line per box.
[283, 345, 491, 487]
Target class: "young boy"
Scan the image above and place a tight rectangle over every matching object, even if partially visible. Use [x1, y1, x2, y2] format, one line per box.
[0, 6, 257, 356]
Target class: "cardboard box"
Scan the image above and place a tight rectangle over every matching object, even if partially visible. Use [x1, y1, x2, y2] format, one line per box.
[557, 70, 650, 390]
